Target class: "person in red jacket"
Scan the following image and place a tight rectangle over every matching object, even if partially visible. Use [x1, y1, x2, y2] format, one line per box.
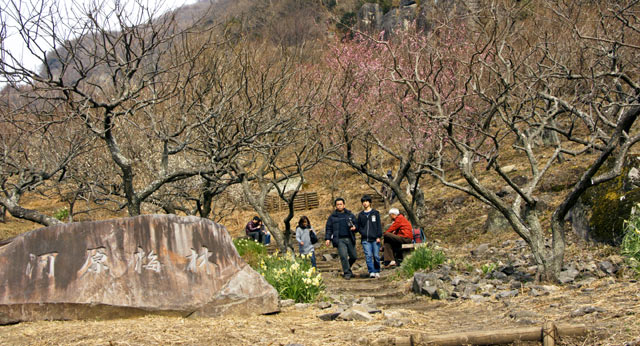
[383, 208, 413, 267]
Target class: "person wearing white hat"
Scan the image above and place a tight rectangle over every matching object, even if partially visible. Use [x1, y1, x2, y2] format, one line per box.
[382, 208, 413, 267]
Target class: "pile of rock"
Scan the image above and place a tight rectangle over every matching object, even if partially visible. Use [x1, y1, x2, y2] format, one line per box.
[412, 240, 634, 302]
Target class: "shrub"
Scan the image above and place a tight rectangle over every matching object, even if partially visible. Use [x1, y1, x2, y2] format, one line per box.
[257, 253, 324, 303]
[400, 246, 446, 277]
[622, 204, 640, 275]
[53, 207, 69, 221]
[233, 237, 266, 268]
[481, 262, 498, 275]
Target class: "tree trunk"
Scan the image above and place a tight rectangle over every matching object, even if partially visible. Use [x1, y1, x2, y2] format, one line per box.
[237, 176, 289, 253]
[520, 207, 563, 282]
[1, 199, 62, 227]
[199, 188, 214, 218]
[127, 198, 142, 217]
[406, 171, 426, 225]
[283, 192, 298, 252]
[68, 199, 76, 223]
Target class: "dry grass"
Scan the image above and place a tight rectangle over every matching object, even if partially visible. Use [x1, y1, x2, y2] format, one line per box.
[1, 141, 639, 345]
[0, 272, 638, 345]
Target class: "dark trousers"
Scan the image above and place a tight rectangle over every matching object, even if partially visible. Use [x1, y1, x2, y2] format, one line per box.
[248, 231, 263, 243]
[383, 233, 412, 262]
[337, 238, 357, 276]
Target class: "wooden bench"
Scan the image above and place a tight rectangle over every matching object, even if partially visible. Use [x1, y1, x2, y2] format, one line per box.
[401, 242, 427, 249]
[392, 242, 427, 264]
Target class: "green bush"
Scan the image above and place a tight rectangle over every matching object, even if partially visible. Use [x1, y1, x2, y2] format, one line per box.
[53, 207, 69, 221]
[257, 253, 324, 303]
[481, 262, 498, 275]
[400, 246, 446, 277]
[622, 204, 640, 275]
[233, 237, 266, 268]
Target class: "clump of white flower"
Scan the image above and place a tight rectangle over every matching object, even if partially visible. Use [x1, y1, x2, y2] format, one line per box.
[256, 251, 324, 303]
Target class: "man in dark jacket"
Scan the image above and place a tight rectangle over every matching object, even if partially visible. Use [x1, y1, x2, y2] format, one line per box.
[324, 197, 357, 279]
[356, 195, 383, 278]
[245, 216, 266, 243]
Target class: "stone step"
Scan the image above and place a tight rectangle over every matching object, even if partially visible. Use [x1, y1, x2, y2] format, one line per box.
[376, 297, 418, 307]
[313, 251, 423, 312]
[376, 298, 446, 312]
[329, 291, 405, 300]
[322, 279, 395, 289]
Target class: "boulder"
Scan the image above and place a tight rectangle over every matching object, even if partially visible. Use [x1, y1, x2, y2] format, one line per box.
[357, 3, 383, 33]
[495, 289, 519, 299]
[412, 272, 449, 299]
[0, 214, 279, 324]
[318, 312, 340, 321]
[471, 243, 490, 257]
[628, 167, 640, 189]
[567, 155, 640, 245]
[381, 7, 415, 38]
[483, 208, 511, 234]
[558, 267, 580, 284]
[598, 260, 619, 275]
[316, 301, 331, 309]
[280, 299, 296, 307]
[338, 307, 373, 321]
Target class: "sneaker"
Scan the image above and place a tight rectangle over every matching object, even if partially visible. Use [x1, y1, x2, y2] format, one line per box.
[374, 273, 381, 278]
[369, 273, 376, 278]
[386, 261, 396, 268]
[343, 274, 352, 280]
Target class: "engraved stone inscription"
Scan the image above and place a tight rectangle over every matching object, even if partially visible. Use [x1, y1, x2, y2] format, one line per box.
[25, 252, 58, 279]
[134, 246, 161, 273]
[80, 247, 109, 274]
[186, 246, 211, 274]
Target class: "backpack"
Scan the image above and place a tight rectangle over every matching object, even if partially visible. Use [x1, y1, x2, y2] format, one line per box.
[412, 228, 425, 243]
[309, 229, 318, 244]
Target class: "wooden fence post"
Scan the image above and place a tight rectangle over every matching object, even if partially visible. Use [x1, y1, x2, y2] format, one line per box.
[542, 322, 558, 346]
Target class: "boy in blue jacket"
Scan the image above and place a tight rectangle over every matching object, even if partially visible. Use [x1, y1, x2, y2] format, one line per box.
[356, 195, 383, 278]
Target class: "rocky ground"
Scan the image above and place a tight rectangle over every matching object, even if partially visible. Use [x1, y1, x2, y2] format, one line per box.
[1, 232, 639, 346]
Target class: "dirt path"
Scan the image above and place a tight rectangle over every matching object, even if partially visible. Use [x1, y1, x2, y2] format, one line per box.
[1, 243, 638, 345]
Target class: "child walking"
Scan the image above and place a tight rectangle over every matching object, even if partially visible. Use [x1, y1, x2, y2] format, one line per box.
[295, 216, 317, 268]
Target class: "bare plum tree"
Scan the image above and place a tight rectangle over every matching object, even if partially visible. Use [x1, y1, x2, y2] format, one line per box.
[0, 0, 226, 216]
[225, 44, 329, 253]
[0, 90, 90, 226]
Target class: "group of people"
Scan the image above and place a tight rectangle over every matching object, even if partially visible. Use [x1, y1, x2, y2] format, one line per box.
[324, 195, 414, 280]
[244, 195, 415, 279]
[244, 216, 271, 245]
[244, 214, 319, 267]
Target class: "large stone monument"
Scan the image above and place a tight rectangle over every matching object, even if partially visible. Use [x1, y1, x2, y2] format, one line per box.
[0, 214, 279, 324]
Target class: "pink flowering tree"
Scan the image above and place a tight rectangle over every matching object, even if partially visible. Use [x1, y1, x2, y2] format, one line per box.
[319, 17, 473, 231]
[320, 1, 640, 282]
